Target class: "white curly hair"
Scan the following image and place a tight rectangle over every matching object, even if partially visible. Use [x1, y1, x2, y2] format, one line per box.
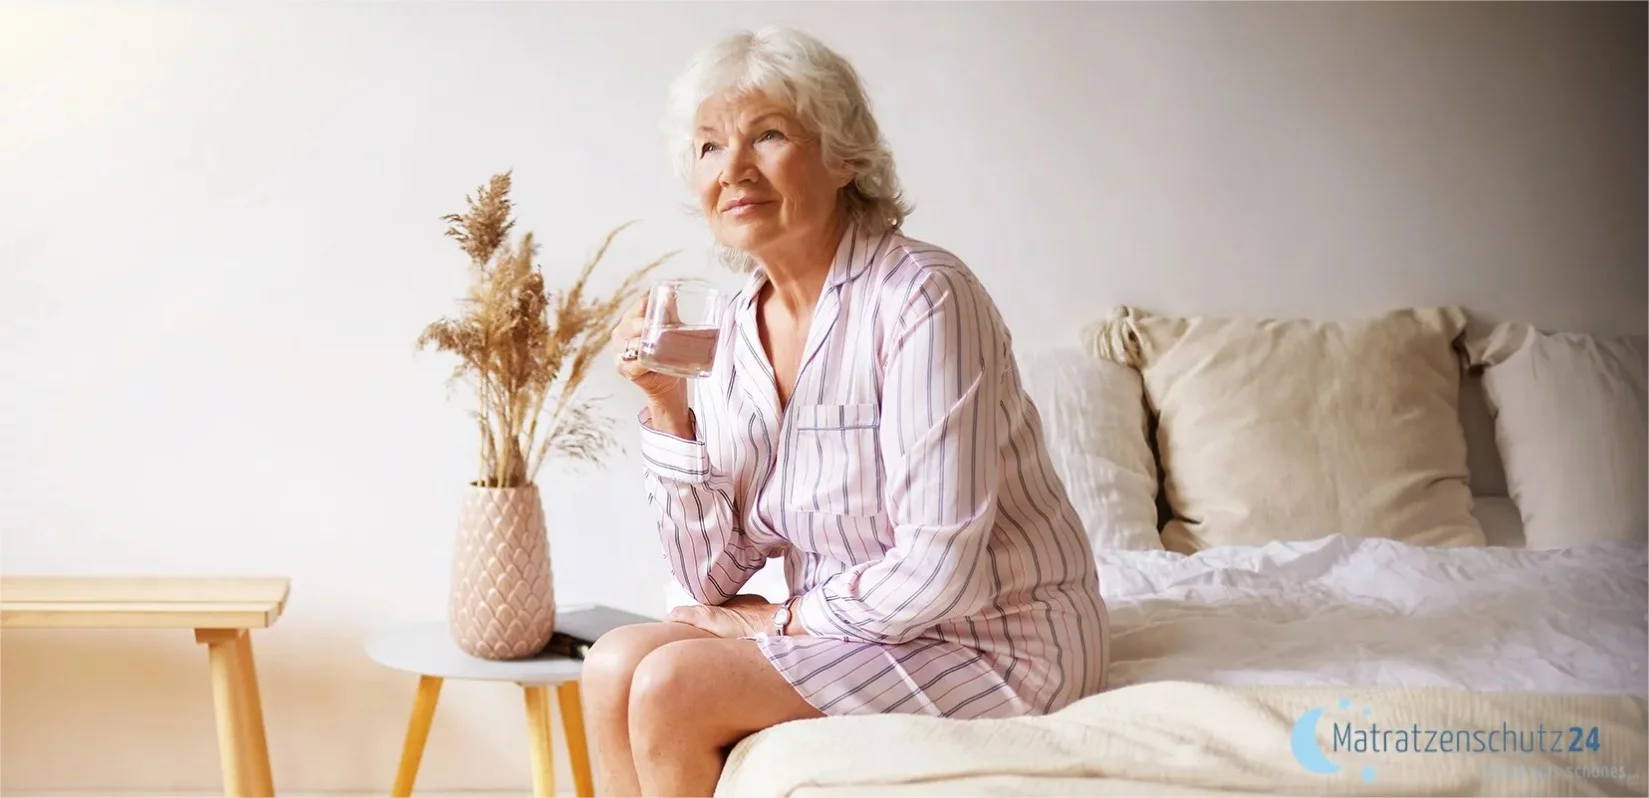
[664, 26, 913, 272]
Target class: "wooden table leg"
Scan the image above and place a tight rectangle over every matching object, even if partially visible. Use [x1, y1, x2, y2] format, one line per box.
[197, 628, 275, 797]
[231, 632, 275, 797]
[393, 675, 443, 797]
[556, 681, 594, 797]
[522, 685, 556, 798]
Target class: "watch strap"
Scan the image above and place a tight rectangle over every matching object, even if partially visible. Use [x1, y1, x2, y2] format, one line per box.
[771, 598, 793, 637]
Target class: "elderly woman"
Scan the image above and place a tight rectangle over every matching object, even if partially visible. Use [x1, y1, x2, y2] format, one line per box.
[589, 26, 1108, 797]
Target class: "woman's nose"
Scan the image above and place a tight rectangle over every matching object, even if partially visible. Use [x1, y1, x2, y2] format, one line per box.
[719, 142, 757, 186]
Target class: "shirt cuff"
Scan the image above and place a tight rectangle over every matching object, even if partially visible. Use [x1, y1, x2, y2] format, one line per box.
[792, 585, 876, 642]
[638, 407, 711, 483]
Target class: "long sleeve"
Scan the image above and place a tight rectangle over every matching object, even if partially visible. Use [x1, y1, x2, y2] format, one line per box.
[793, 268, 1005, 645]
[639, 404, 767, 605]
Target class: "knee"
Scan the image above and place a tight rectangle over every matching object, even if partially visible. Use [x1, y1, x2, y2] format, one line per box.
[628, 641, 712, 744]
[582, 623, 677, 701]
[629, 641, 701, 708]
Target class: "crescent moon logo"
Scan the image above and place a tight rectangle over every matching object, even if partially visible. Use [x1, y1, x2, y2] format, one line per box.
[1292, 700, 1378, 783]
[1290, 706, 1342, 775]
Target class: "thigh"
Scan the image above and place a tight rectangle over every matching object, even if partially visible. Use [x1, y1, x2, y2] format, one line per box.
[630, 638, 824, 742]
[760, 636, 1036, 719]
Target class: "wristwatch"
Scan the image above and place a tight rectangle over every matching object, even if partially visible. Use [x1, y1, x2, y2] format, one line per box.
[769, 600, 793, 637]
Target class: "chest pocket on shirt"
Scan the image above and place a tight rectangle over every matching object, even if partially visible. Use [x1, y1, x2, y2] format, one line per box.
[783, 403, 884, 518]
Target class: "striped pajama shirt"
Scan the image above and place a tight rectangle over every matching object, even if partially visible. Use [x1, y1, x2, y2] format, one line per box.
[639, 224, 1109, 719]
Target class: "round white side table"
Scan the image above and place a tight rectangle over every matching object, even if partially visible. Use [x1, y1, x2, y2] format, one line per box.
[365, 621, 593, 797]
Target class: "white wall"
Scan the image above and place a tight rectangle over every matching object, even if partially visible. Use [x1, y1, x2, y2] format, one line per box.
[2, 1, 1642, 794]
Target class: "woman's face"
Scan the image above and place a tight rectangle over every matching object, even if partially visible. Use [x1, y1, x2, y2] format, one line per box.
[692, 90, 852, 264]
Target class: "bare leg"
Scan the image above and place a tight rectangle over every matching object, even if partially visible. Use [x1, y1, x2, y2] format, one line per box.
[582, 622, 717, 797]
[629, 638, 824, 797]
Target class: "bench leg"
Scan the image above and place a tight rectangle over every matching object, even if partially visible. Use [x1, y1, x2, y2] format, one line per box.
[393, 675, 443, 797]
[233, 632, 275, 796]
[522, 685, 556, 797]
[196, 628, 275, 797]
[556, 681, 594, 797]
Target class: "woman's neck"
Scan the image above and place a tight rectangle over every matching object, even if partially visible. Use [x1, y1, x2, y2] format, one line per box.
[757, 215, 847, 315]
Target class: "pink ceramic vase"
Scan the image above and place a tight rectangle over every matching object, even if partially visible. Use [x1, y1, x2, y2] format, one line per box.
[448, 483, 557, 660]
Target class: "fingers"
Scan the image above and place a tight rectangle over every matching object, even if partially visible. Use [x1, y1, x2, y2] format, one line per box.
[611, 297, 647, 347]
[616, 340, 654, 384]
[612, 320, 643, 351]
[613, 296, 648, 381]
[666, 605, 711, 635]
[664, 604, 746, 638]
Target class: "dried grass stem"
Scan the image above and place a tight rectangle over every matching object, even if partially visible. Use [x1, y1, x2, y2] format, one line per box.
[417, 171, 675, 487]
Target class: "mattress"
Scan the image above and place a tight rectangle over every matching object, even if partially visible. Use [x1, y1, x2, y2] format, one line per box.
[717, 535, 1649, 797]
[720, 680, 1649, 797]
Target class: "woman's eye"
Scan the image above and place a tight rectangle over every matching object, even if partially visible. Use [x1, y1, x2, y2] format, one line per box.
[699, 142, 719, 156]
[758, 129, 783, 142]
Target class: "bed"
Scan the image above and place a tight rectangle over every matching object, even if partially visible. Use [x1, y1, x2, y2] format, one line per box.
[711, 310, 1649, 798]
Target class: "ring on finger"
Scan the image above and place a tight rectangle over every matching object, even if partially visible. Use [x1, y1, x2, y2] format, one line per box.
[620, 337, 642, 361]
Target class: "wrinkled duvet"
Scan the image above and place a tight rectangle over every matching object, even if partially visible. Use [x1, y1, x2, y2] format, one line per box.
[1099, 535, 1647, 698]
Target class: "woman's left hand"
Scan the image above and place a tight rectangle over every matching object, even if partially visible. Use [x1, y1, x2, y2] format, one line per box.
[667, 594, 776, 639]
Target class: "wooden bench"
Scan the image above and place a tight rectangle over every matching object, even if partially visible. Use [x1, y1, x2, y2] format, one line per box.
[0, 575, 290, 798]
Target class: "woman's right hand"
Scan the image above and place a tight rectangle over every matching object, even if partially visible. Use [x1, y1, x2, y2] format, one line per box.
[613, 296, 691, 425]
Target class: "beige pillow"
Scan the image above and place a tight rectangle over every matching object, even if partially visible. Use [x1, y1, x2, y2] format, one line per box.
[1462, 323, 1648, 549]
[1085, 306, 1484, 553]
[1015, 346, 1164, 551]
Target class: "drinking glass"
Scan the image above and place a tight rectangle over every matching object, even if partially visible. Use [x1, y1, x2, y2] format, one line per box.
[638, 279, 724, 379]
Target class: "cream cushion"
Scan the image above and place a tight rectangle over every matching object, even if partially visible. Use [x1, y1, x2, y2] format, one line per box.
[1015, 346, 1164, 551]
[1463, 323, 1648, 549]
[1085, 306, 1484, 553]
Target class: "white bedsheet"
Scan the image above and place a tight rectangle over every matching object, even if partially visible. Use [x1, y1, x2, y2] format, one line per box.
[1099, 534, 1649, 698]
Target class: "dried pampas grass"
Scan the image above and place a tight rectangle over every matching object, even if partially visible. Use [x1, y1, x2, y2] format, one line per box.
[418, 171, 675, 488]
